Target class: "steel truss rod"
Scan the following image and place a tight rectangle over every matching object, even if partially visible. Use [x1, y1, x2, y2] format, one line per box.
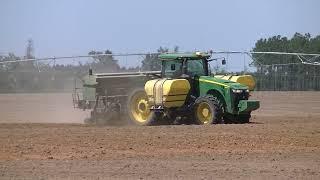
[212, 51, 320, 56]
[0, 51, 319, 64]
[212, 51, 320, 66]
[0, 53, 160, 64]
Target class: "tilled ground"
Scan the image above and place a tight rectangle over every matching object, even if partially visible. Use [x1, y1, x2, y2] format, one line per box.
[0, 92, 320, 179]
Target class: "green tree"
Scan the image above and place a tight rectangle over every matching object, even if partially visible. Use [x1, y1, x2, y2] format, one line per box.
[252, 33, 320, 66]
[141, 46, 179, 71]
[0, 53, 20, 71]
[88, 50, 120, 72]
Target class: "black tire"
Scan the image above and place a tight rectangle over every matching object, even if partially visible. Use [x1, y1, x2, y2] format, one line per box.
[99, 111, 119, 126]
[85, 107, 117, 126]
[193, 96, 223, 125]
[147, 111, 165, 125]
[127, 88, 158, 126]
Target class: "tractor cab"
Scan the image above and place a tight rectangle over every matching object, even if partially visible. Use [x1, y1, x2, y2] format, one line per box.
[160, 52, 211, 78]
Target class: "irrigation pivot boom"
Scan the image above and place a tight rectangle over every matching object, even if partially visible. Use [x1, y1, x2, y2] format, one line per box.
[1, 51, 319, 66]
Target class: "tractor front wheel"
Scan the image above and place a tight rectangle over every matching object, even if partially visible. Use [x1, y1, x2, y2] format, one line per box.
[193, 96, 223, 125]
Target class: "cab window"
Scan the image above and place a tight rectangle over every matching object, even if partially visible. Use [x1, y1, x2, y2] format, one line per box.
[187, 60, 205, 76]
[163, 60, 182, 78]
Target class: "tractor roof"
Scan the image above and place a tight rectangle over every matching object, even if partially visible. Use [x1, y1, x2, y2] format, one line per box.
[158, 52, 211, 60]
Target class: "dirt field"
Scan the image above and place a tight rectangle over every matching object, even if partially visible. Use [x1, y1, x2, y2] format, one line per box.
[0, 92, 319, 179]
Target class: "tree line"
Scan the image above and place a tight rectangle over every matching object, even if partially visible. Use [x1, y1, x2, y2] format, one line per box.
[252, 33, 320, 90]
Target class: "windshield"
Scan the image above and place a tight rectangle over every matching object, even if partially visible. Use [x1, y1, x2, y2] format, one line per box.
[187, 60, 206, 76]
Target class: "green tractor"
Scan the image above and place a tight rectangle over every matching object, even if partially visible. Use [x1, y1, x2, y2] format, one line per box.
[127, 52, 260, 125]
[74, 52, 259, 125]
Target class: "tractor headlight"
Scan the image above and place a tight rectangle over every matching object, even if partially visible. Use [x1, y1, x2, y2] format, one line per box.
[232, 89, 243, 93]
[232, 89, 249, 93]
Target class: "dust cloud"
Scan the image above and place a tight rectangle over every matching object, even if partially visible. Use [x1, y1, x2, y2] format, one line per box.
[0, 93, 89, 124]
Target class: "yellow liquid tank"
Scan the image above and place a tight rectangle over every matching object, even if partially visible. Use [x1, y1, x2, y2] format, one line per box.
[145, 78, 190, 108]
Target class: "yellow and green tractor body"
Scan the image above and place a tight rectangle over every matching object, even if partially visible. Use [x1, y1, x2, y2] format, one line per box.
[147, 52, 260, 116]
[76, 52, 260, 125]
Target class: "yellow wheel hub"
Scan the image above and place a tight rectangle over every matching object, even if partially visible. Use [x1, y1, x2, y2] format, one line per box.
[130, 91, 151, 123]
[137, 99, 148, 114]
[196, 102, 213, 124]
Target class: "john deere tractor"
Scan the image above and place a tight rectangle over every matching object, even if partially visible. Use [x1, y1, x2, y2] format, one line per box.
[74, 52, 259, 125]
[126, 52, 260, 125]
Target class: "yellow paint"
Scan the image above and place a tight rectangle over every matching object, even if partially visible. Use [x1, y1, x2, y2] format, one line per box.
[215, 75, 256, 90]
[196, 102, 213, 124]
[145, 78, 190, 108]
[129, 91, 151, 123]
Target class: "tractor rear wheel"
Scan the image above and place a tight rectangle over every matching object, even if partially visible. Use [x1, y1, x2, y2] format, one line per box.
[127, 89, 158, 126]
[193, 96, 223, 125]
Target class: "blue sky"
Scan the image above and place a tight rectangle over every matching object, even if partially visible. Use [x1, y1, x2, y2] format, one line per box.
[0, 0, 319, 70]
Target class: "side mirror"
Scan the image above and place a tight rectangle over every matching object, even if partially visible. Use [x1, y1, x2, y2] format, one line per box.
[171, 64, 176, 70]
[222, 59, 226, 65]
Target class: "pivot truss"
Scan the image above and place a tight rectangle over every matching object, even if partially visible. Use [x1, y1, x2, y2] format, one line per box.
[211, 51, 320, 67]
[0, 51, 319, 66]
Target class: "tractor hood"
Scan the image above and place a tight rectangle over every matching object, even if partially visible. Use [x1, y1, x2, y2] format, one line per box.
[199, 76, 249, 90]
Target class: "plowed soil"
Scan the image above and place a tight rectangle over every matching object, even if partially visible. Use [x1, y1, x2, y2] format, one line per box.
[0, 92, 319, 179]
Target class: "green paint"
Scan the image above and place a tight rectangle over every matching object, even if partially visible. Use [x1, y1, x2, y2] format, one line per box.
[238, 100, 260, 113]
[82, 75, 97, 102]
[159, 52, 211, 60]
